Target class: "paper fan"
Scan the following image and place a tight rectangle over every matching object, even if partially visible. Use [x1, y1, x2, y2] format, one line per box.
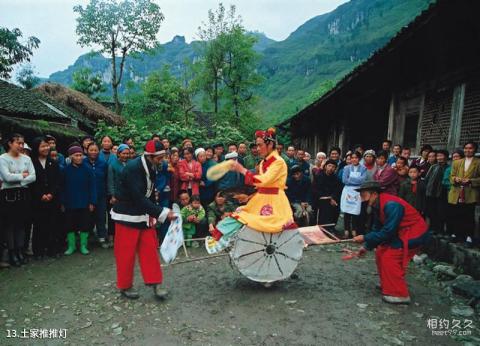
[206, 160, 235, 181]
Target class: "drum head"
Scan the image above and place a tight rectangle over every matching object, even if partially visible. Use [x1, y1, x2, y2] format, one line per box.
[230, 226, 304, 283]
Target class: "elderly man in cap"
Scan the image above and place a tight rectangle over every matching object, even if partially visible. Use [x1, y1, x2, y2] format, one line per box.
[352, 181, 430, 304]
[111, 140, 177, 300]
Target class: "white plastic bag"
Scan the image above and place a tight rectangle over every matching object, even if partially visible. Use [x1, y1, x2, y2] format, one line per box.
[340, 185, 362, 215]
[160, 203, 184, 264]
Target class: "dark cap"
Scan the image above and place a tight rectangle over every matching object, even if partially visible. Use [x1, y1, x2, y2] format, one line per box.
[45, 134, 56, 142]
[355, 181, 383, 193]
[324, 159, 338, 167]
[291, 165, 302, 174]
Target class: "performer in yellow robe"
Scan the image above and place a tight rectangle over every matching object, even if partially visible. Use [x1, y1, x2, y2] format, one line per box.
[205, 128, 294, 254]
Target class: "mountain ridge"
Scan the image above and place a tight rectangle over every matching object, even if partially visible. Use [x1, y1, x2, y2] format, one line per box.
[46, 0, 435, 125]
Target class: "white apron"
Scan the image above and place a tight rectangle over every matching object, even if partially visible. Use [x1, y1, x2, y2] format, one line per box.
[340, 170, 362, 215]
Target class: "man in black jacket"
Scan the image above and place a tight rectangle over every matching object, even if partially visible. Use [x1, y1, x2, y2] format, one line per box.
[313, 160, 343, 231]
[111, 140, 176, 300]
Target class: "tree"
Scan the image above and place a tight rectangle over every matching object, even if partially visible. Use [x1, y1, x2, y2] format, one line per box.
[196, 3, 241, 114]
[15, 64, 40, 89]
[196, 4, 261, 121]
[0, 27, 40, 79]
[221, 26, 262, 120]
[71, 67, 106, 97]
[74, 0, 164, 114]
[124, 66, 193, 126]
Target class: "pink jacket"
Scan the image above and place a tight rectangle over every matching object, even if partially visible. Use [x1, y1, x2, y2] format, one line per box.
[178, 159, 202, 195]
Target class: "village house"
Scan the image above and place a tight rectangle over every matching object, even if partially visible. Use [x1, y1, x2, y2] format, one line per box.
[0, 81, 124, 150]
[280, 0, 480, 155]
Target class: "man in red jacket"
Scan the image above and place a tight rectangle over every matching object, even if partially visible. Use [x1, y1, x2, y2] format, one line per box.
[352, 181, 430, 304]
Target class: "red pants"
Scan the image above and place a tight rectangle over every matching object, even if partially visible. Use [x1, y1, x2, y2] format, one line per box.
[375, 245, 417, 298]
[114, 223, 163, 290]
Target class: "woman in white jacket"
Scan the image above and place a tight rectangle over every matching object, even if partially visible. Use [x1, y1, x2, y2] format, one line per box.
[0, 133, 36, 266]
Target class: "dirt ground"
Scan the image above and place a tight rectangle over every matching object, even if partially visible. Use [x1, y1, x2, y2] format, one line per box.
[0, 243, 478, 346]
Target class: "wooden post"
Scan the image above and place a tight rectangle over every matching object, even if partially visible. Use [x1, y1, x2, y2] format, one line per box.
[448, 83, 466, 151]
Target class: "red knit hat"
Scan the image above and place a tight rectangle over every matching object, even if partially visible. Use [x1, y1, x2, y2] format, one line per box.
[144, 140, 166, 156]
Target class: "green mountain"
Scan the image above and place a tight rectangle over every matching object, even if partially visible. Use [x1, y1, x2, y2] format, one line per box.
[47, 0, 434, 125]
[257, 0, 434, 124]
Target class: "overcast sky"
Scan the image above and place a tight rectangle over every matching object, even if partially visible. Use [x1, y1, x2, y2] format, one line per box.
[0, 0, 347, 78]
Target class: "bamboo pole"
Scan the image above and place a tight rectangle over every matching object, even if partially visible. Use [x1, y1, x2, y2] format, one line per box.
[307, 238, 357, 247]
[163, 224, 354, 267]
[162, 252, 229, 267]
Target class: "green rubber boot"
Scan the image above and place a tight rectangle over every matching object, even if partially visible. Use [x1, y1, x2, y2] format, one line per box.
[79, 232, 90, 255]
[64, 232, 76, 255]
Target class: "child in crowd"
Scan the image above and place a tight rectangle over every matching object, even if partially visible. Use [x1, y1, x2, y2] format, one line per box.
[180, 195, 205, 247]
[207, 191, 236, 234]
[398, 166, 425, 214]
[178, 190, 190, 208]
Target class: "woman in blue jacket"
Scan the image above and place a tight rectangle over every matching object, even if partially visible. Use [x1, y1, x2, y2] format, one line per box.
[341, 151, 367, 239]
[84, 143, 108, 248]
[61, 145, 97, 255]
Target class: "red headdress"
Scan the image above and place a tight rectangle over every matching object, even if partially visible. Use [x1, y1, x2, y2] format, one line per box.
[255, 127, 277, 143]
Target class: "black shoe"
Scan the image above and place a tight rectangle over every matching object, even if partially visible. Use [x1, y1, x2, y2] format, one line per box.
[120, 287, 140, 300]
[152, 284, 168, 300]
[8, 251, 21, 267]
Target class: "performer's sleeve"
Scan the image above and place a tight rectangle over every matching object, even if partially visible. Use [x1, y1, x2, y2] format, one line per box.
[204, 162, 216, 187]
[158, 207, 171, 223]
[364, 201, 404, 250]
[244, 159, 284, 187]
[125, 168, 164, 219]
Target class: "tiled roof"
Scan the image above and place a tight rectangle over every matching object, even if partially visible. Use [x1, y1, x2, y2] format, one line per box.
[0, 80, 94, 130]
